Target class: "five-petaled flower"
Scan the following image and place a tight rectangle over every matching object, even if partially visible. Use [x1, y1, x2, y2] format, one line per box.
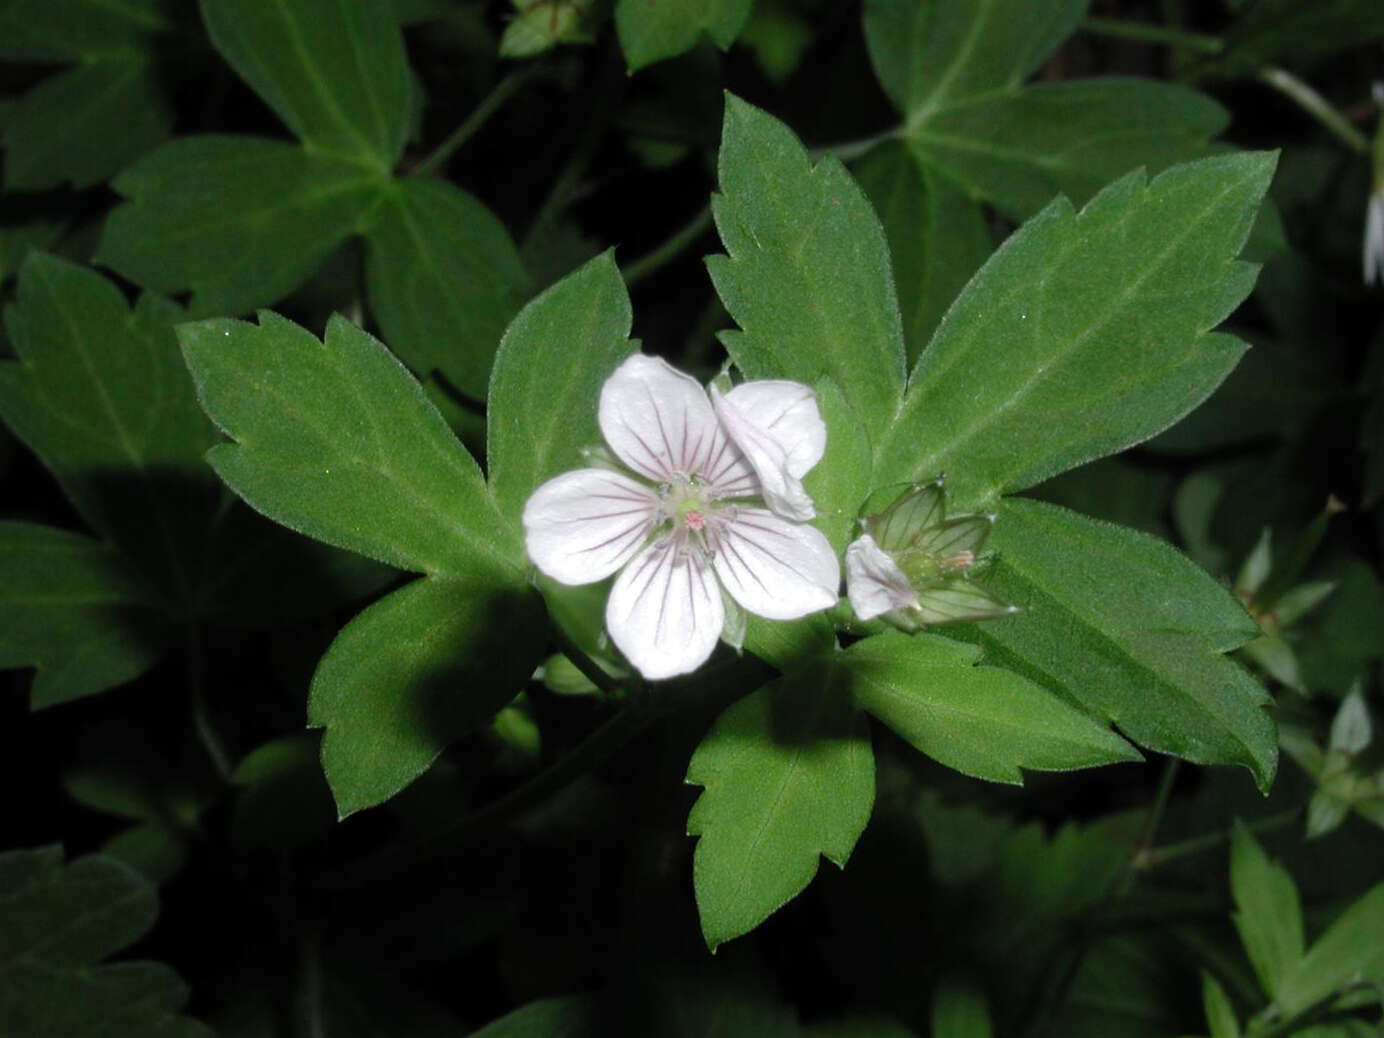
[523, 354, 840, 679]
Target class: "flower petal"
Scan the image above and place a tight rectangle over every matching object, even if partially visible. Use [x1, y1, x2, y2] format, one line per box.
[523, 468, 660, 585]
[713, 507, 839, 620]
[1365, 192, 1384, 285]
[710, 385, 816, 520]
[598, 354, 722, 483]
[725, 380, 826, 478]
[606, 538, 723, 679]
[845, 533, 919, 621]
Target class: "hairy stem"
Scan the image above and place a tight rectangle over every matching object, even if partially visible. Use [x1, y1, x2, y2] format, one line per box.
[1259, 67, 1370, 154]
[625, 205, 715, 287]
[1079, 16, 1224, 54]
[413, 68, 533, 176]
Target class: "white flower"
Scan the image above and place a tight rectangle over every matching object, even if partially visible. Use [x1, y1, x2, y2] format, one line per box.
[522, 354, 840, 679]
[845, 533, 921, 621]
[1365, 184, 1384, 286]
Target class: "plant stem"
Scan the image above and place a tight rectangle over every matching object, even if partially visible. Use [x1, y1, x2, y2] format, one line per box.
[551, 624, 625, 697]
[1079, 16, 1224, 53]
[809, 127, 900, 163]
[412, 68, 532, 176]
[1138, 807, 1301, 870]
[187, 625, 233, 782]
[1259, 67, 1371, 154]
[624, 205, 715, 287]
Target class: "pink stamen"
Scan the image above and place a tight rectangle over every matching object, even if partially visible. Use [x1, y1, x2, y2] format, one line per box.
[684, 510, 707, 531]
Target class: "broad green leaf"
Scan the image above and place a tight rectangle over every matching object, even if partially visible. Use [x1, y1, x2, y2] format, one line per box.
[487, 251, 633, 522]
[179, 311, 521, 579]
[1202, 972, 1241, 1038]
[1229, 823, 1304, 999]
[0, 218, 65, 285]
[0, 845, 212, 1037]
[874, 153, 1276, 509]
[707, 95, 906, 444]
[805, 378, 872, 555]
[863, 0, 1087, 118]
[972, 500, 1277, 789]
[470, 996, 596, 1038]
[743, 612, 835, 673]
[363, 177, 531, 400]
[2, 55, 171, 191]
[686, 664, 874, 950]
[199, 0, 411, 169]
[1277, 882, 1384, 1015]
[0, 523, 165, 709]
[0, 253, 218, 602]
[615, 0, 753, 72]
[841, 632, 1137, 784]
[230, 734, 335, 848]
[853, 141, 992, 363]
[309, 577, 543, 817]
[1202, 0, 1384, 77]
[99, 136, 383, 318]
[931, 977, 994, 1038]
[907, 80, 1229, 221]
[0, 0, 172, 62]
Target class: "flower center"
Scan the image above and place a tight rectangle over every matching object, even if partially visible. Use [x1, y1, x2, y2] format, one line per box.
[658, 477, 723, 560]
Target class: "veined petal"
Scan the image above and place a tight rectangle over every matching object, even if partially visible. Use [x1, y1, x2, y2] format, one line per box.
[598, 354, 722, 483]
[724, 380, 826, 478]
[845, 533, 919, 621]
[606, 538, 723, 679]
[523, 468, 660, 585]
[710, 385, 816, 520]
[713, 508, 839, 620]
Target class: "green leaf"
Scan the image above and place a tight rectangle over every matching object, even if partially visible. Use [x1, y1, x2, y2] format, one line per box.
[0, 253, 218, 602]
[686, 664, 874, 950]
[178, 311, 521, 579]
[1229, 823, 1304, 999]
[310, 577, 543, 817]
[1204, 0, 1384, 77]
[0, 523, 165, 709]
[863, 0, 1087, 117]
[2, 55, 171, 191]
[853, 141, 992, 364]
[199, 0, 411, 169]
[1201, 972, 1242, 1038]
[487, 251, 633, 523]
[906, 80, 1230, 221]
[0, 0, 172, 62]
[363, 177, 531, 400]
[707, 94, 906, 444]
[805, 378, 872, 555]
[0, 218, 65, 285]
[972, 499, 1277, 789]
[470, 996, 596, 1038]
[874, 153, 1276, 510]
[931, 977, 994, 1038]
[230, 734, 335, 848]
[98, 136, 383, 318]
[1277, 881, 1384, 1016]
[841, 631, 1137, 784]
[615, 0, 754, 72]
[0, 845, 212, 1037]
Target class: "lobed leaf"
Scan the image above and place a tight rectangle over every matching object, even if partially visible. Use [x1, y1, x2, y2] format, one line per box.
[178, 310, 521, 579]
[363, 177, 531, 400]
[708, 95, 906, 445]
[1229, 823, 1304, 999]
[309, 576, 544, 817]
[841, 632, 1138, 784]
[199, 0, 412, 169]
[971, 500, 1277, 789]
[487, 251, 634, 522]
[875, 152, 1276, 509]
[615, 0, 754, 72]
[0, 0, 172, 62]
[1277, 881, 1384, 1016]
[686, 663, 874, 950]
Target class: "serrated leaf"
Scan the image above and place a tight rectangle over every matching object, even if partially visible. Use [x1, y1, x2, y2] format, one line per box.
[0, 253, 218, 603]
[0, 523, 165, 709]
[707, 94, 906, 444]
[199, 0, 411, 169]
[853, 141, 992, 364]
[179, 311, 520, 579]
[1277, 881, 1384, 1016]
[972, 499, 1277, 789]
[99, 135, 384, 318]
[863, 0, 1087, 118]
[842, 632, 1137, 784]
[686, 664, 874, 950]
[309, 577, 543, 817]
[805, 378, 872, 555]
[0, 845, 212, 1037]
[487, 251, 633, 522]
[2, 55, 172, 191]
[363, 177, 530, 399]
[906, 80, 1230, 221]
[874, 153, 1276, 510]
[1230, 823, 1304, 998]
[0, 0, 172, 62]
[615, 0, 753, 72]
